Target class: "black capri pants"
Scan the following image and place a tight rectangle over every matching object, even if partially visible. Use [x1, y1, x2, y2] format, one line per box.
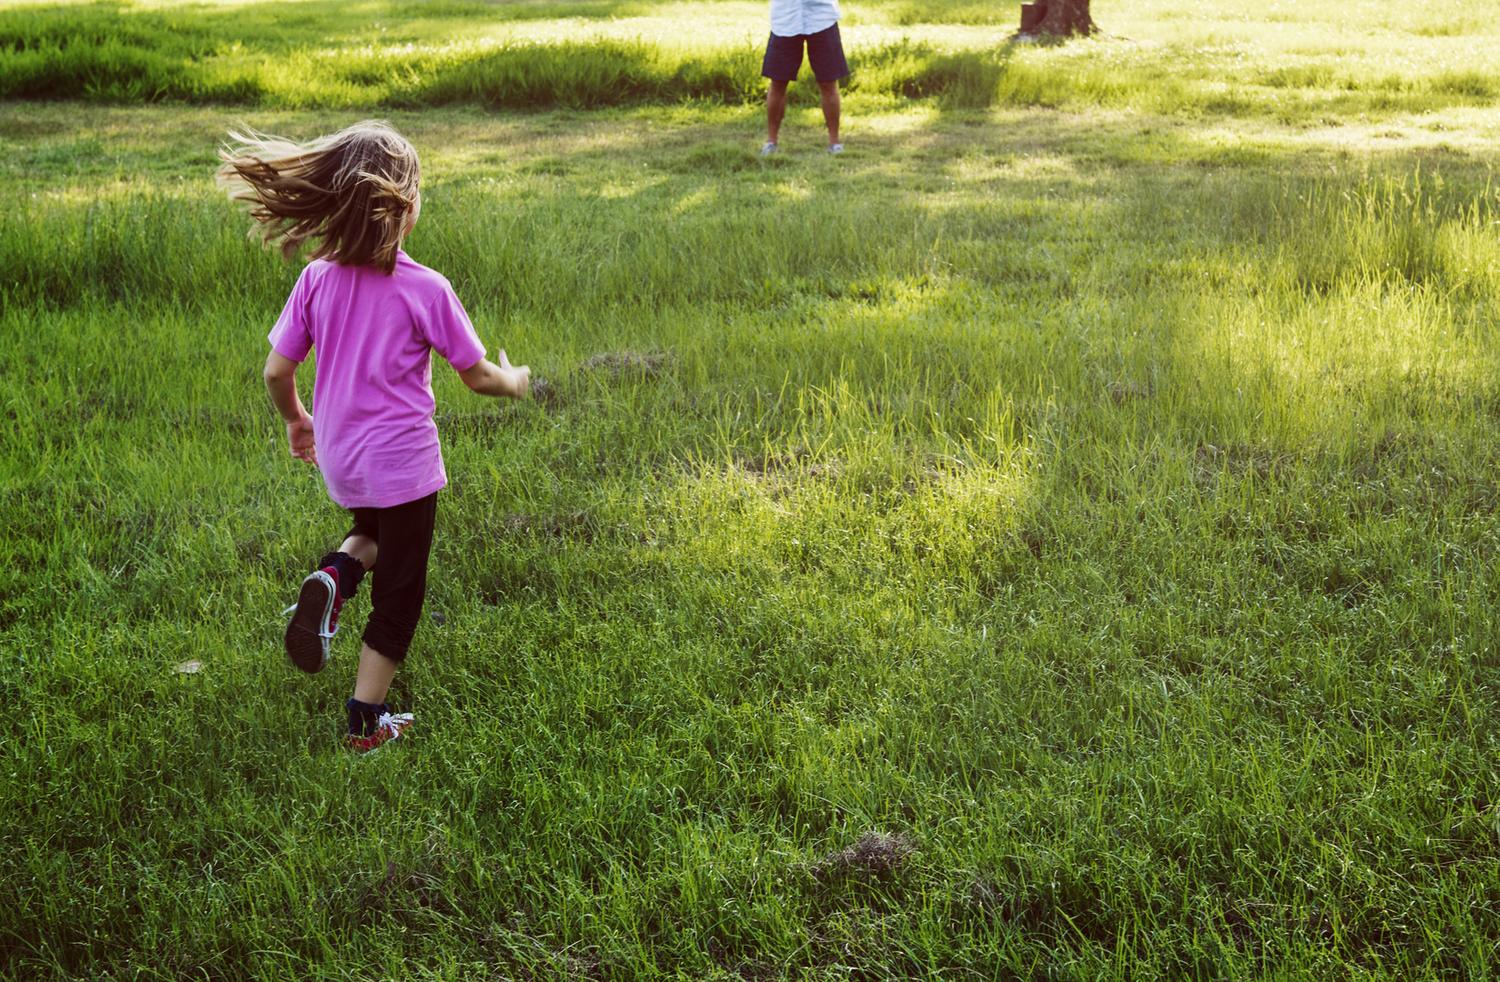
[346, 490, 437, 662]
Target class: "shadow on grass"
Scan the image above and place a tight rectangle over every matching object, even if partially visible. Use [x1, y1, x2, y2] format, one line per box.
[0, 0, 1034, 113]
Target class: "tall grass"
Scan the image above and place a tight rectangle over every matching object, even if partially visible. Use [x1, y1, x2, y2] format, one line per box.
[7, 156, 1494, 315]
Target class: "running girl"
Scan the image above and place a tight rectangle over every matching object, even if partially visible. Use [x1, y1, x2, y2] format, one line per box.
[218, 120, 529, 752]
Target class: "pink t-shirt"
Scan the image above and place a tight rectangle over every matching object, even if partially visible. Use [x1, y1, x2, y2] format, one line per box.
[268, 250, 486, 509]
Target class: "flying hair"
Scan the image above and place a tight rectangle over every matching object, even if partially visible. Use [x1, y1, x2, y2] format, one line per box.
[217, 120, 420, 274]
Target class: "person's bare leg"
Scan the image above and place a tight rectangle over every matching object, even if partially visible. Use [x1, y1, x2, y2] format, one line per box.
[766, 79, 790, 144]
[352, 644, 399, 705]
[338, 534, 377, 571]
[818, 80, 841, 145]
[341, 536, 392, 705]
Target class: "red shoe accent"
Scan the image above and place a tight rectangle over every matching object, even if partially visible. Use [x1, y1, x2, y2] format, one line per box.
[344, 731, 388, 753]
[321, 566, 347, 634]
[344, 713, 414, 755]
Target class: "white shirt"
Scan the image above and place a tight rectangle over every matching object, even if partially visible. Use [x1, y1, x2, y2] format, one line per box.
[770, 0, 840, 37]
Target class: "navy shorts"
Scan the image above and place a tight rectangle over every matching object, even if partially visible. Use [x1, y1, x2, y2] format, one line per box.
[762, 24, 850, 83]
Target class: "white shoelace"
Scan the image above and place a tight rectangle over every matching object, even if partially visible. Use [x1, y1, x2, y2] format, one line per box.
[375, 712, 413, 738]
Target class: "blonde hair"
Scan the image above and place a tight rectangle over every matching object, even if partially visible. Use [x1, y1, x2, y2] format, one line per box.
[217, 120, 420, 274]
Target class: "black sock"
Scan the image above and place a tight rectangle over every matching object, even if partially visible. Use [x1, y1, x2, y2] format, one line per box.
[346, 698, 388, 737]
[316, 551, 366, 599]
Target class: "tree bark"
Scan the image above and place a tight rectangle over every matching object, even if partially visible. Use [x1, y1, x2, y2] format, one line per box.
[1028, 0, 1095, 36]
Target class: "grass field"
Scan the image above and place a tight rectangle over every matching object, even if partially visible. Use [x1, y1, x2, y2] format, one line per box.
[4, 0, 1500, 977]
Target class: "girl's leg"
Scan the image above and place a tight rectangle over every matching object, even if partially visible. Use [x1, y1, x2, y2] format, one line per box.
[345, 492, 437, 743]
[352, 643, 399, 704]
[287, 515, 376, 674]
[338, 534, 378, 571]
[318, 509, 378, 596]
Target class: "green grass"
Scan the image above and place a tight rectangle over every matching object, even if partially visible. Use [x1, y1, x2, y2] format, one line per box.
[2, 0, 1499, 115]
[4, 1, 1500, 978]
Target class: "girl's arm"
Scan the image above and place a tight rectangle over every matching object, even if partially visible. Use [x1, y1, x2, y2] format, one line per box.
[264, 350, 318, 465]
[458, 349, 530, 399]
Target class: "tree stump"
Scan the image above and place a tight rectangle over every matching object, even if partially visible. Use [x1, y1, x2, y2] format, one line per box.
[1020, 0, 1095, 36]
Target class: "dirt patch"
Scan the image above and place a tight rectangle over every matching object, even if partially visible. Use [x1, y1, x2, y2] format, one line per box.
[528, 374, 562, 408]
[579, 349, 672, 378]
[812, 831, 915, 883]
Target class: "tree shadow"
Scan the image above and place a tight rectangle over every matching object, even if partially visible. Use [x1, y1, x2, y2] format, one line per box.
[0, 0, 1026, 113]
[847, 39, 1018, 112]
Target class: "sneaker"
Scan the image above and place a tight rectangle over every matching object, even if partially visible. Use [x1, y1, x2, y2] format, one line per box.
[759, 140, 779, 157]
[282, 567, 344, 673]
[344, 712, 414, 754]
[827, 142, 844, 155]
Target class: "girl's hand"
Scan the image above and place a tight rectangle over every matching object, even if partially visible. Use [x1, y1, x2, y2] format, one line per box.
[287, 415, 318, 466]
[458, 351, 530, 399]
[497, 349, 531, 399]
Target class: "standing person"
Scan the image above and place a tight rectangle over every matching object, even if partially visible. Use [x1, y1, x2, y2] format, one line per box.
[218, 120, 530, 753]
[761, 0, 850, 155]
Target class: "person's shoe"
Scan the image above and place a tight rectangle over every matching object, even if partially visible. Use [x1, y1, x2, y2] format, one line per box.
[344, 712, 414, 754]
[827, 142, 845, 155]
[759, 140, 779, 157]
[282, 567, 345, 673]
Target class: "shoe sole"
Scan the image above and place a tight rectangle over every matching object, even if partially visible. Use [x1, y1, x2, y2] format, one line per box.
[284, 573, 333, 674]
